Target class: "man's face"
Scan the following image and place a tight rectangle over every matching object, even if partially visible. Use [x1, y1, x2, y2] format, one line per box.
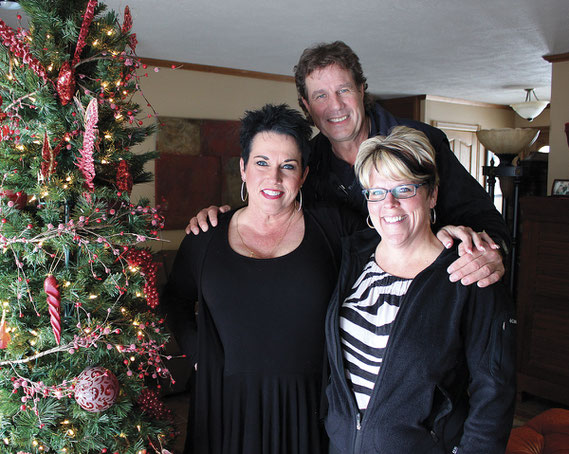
[302, 64, 367, 148]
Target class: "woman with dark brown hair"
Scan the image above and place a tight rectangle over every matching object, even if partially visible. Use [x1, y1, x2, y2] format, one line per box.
[162, 104, 361, 454]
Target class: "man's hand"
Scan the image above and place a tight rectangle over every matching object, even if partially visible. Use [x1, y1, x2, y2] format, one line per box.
[185, 205, 231, 235]
[437, 225, 505, 288]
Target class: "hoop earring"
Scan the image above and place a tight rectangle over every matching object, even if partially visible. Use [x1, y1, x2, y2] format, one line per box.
[367, 215, 374, 229]
[430, 208, 437, 225]
[240, 181, 248, 202]
[297, 188, 303, 212]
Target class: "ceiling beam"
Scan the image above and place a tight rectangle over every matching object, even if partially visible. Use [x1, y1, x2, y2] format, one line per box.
[543, 52, 569, 63]
[139, 57, 294, 83]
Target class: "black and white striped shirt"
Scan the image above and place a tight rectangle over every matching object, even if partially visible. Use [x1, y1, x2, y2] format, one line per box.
[340, 255, 412, 411]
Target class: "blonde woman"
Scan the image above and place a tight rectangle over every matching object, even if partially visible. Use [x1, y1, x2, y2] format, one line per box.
[325, 126, 516, 454]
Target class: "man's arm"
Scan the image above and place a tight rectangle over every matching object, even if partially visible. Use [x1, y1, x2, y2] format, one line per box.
[427, 128, 509, 287]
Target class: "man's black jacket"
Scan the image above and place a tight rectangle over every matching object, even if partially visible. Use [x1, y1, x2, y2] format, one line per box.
[303, 101, 510, 250]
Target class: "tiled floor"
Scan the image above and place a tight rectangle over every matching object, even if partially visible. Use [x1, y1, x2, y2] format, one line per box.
[163, 391, 568, 453]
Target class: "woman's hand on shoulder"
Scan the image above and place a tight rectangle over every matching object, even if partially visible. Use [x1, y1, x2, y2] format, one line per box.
[185, 205, 231, 235]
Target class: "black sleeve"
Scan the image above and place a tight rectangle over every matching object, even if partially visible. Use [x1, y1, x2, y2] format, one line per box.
[432, 132, 511, 250]
[459, 283, 517, 452]
[160, 234, 200, 364]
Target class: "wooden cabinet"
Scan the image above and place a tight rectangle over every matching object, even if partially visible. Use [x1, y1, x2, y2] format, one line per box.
[517, 196, 569, 405]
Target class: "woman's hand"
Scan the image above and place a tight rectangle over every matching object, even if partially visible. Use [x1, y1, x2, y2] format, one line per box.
[437, 225, 505, 288]
[185, 205, 231, 235]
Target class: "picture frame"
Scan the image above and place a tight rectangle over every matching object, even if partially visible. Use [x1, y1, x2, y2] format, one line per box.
[551, 179, 569, 196]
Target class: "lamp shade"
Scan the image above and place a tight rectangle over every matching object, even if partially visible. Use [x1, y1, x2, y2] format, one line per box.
[509, 89, 548, 121]
[510, 101, 548, 122]
[0, 1, 21, 9]
[477, 128, 539, 165]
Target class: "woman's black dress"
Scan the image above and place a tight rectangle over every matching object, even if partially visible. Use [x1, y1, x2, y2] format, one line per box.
[162, 208, 351, 454]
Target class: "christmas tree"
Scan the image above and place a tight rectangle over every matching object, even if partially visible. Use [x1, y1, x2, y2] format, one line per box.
[0, 1, 176, 452]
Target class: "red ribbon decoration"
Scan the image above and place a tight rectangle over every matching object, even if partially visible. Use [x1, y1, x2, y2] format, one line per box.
[72, 0, 98, 67]
[56, 61, 75, 106]
[122, 6, 133, 33]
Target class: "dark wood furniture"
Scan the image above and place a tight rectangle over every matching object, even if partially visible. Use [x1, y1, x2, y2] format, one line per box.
[517, 196, 569, 405]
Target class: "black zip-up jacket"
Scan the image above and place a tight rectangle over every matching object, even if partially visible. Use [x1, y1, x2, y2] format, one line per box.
[325, 230, 517, 453]
[303, 102, 510, 251]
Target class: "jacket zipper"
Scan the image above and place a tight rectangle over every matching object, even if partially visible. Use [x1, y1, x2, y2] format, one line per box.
[354, 412, 363, 453]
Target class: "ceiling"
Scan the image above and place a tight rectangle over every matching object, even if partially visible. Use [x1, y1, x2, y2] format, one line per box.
[2, 0, 569, 106]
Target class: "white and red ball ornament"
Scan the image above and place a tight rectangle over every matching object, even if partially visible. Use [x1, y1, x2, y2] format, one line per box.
[74, 367, 119, 412]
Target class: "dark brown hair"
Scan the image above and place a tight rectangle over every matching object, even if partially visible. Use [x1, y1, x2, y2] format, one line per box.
[239, 104, 312, 170]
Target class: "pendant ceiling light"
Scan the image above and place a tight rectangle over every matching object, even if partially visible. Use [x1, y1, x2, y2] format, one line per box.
[0, 1, 20, 9]
[509, 88, 549, 122]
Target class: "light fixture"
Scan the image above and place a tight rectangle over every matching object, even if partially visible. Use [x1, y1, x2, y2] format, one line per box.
[509, 88, 548, 122]
[477, 128, 540, 166]
[0, 1, 21, 9]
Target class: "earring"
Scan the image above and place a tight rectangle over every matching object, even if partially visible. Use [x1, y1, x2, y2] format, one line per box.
[367, 215, 374, 229]
[297, 187, 303, 212]
[430, 208, 437, 225]
[240, 181, 248, 202]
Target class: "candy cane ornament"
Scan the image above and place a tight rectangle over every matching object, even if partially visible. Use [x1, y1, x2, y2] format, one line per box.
[44, 275, 61, 345]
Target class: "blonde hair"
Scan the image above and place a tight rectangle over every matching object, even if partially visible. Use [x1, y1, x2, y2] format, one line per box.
[355, 126, 439, 194]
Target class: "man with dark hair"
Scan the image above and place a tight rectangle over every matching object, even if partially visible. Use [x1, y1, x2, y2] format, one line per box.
[188, 41, 508, 288]
[293, 41, 508, 288]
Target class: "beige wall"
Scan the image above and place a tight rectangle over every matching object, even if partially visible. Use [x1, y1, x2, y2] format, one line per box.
[423, 97, 551, 131]
[130, 67, 298, 250]
[548, 60, 569, 191]
[422, 99, 515, 129]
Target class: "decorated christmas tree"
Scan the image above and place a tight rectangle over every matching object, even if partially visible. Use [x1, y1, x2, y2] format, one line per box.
[0, 1, 176, 452]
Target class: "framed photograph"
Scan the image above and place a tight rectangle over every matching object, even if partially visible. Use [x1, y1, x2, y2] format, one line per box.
[552, 179, 569, 196]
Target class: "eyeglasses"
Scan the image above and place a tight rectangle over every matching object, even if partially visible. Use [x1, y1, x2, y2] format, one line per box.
[362, 183, 425, 202]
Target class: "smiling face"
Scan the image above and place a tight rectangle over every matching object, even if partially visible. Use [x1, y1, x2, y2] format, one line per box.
[241, 131, 308, 216]
[302, 64, 367, 149]
[367, 170, 437, 249]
